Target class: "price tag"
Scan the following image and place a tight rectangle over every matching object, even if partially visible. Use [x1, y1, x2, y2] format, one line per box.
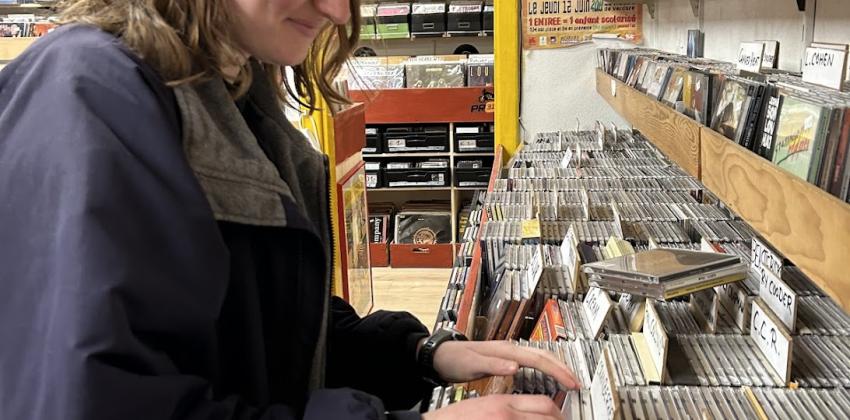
[387, 138, 406, 148]
[689, 289, 719, 333]
[591, 347, 620, 420]
[643, 301, 669, 380]
[750, 238, 783, 279]
[750, 298, 793, 384]
[526, 245, 545, 290]
[521, 218, 541, 239]
[737, 41, 765, 73]
[716, 282, 751, 332]
[560, 147, 573, 168]
[457, 127, 480, 134]
[611, 201, 624, 240]
[619, 293, 645, 332]
[758, 268, 798, 331]
[802, 44, 849, 90]
[583, 287, 614, 340]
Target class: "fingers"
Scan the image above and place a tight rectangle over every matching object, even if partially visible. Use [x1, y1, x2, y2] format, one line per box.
[506, 395, 563, 418]
[478, 341, 581, 389]
[466, 354, 520, 378]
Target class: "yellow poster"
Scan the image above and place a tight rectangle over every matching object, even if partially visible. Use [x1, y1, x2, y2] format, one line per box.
[522, 1, 642, 49]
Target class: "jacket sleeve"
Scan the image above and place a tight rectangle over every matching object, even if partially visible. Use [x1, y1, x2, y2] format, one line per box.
[326, 297, 434, 410]
[0, 28, 403, 420]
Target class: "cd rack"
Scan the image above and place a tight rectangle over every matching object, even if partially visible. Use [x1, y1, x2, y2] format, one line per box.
[426, 125, 850, 418]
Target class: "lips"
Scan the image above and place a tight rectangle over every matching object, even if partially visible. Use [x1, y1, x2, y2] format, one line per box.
[288, 18, 322, 37]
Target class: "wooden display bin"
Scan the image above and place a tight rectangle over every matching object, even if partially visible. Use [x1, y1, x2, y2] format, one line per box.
[596, 69, 702, 179]
[390, 243, 454, 268]
[369, 241, 390, 267]
[700, 127, 850, 311]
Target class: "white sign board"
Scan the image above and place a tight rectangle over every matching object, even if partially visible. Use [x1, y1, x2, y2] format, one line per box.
[583, 287, 614, 340]
[610, 201, 624, 240]
[758, 268, 798, 331]
[580, 187, 590, 220]
[751, 298, 793, 384]
[643, 301, 669, 380]
[591, 347, 619, 420]
[737, 42, 766, 73]
[803, 45, 849, 90]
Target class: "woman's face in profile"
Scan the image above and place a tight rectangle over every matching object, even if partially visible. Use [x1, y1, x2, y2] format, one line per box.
[228, 0, 351, 65]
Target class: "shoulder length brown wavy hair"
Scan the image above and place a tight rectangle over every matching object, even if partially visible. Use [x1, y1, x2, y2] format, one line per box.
[58, 0, 360, 111]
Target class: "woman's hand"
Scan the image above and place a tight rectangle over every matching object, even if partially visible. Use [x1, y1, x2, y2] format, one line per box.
[422, 394, 563, 420]
[431, 340, 580, 389]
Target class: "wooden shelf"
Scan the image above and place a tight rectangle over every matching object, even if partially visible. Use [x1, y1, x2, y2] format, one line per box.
[595, 68, 850, 313]
[350, 87, 495, 124]
[700, 128, 850, 311]
[0, 37, 36, 61]
[595, 69, 701, 179]
[361, 32, 491, 41]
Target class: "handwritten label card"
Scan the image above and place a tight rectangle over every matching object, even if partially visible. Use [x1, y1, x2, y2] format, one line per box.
[759, 40, 780, 69]
[591, 347, 620, 420]
[737, 42, 765, 73]
[750, 238, 783, 279]
[751, 298, 793, 384]
[560, 225, 580, 290]
[525, 245, 545, 291]
[620, 294, 645, 332]
[758, 268, 798, 331]
[803, 44, 849, 90]
[584, 287, 614, 340]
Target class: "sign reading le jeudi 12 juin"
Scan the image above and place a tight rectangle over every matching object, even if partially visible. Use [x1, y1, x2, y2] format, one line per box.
[523, 0, 643, 50]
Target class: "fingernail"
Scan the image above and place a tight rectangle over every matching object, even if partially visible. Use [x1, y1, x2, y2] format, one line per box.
[506, 362, 519, 372]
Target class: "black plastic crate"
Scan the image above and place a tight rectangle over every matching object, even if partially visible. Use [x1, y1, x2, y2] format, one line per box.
[383, 124, 449, 153]
[455, 157, 492, 187]
[454, 123, 494, 153]
[363, 126, 382, 154]
[447, 1, 483, 34]
[411, 3, 446, 37]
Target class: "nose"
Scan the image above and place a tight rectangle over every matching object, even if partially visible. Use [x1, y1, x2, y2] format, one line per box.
[314, 0, 350, 25]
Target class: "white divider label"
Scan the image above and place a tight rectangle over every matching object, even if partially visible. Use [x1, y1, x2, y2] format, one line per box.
[584, 287, 614, 340]
[560, 147, 573, 168]
[580, 187, 590, 220]
[716, 282, 751, 332]
[751, 238, 783, 279]
[751, 298, 793, 384]
[526, 245, 545, 290]
[611, 79, 617, 97]
[737, 42, 765, 73]
[643, 301, 669, 379]
[758, 268, 798, 331]
[552, 190, 560, 218]
[647, 236, 660, 250]
[611, 201, 624, 240]
[690, 289, 719, 333]
[576, 143, 583, 170]
[591, 347, 619, 420]
[560, 225, 580, 289]
[596, 121, 605, 150]
[803, 45, 849, 90]
[620, 293, 646, 332]
[760, 40, 779, 68]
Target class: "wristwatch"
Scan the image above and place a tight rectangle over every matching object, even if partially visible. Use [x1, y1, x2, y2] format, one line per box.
[418, 328, 468, 384]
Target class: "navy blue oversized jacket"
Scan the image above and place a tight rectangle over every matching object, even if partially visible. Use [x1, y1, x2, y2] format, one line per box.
[0, 25, 431, 420]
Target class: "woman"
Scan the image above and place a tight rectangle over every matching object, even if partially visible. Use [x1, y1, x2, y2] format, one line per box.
[0, 1, 577, 419]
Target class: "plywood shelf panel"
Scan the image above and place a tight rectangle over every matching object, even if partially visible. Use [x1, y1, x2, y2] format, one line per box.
[700, 127, 850, 312]
[0, 37, 36, 61]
